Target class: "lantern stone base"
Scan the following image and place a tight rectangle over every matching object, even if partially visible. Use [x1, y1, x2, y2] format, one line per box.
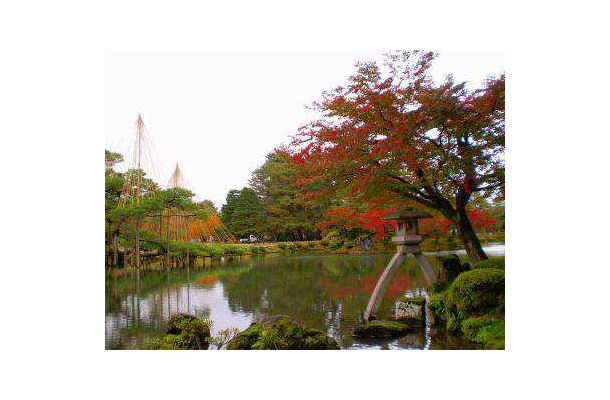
[395, 296, 425, 326]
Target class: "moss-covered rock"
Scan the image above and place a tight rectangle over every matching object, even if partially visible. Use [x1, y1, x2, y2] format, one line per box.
[144, 313, 210, 350]
[462, 315, 505, 349]
[444, 269, 505, 330]
[143, 335, 182, 350]
[226, 316, 339, 350]
[166, 313, 197, 334]
[353, 320, 411, 338]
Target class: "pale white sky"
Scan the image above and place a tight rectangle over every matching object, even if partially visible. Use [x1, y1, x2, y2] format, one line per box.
[106, 50, 504, 208]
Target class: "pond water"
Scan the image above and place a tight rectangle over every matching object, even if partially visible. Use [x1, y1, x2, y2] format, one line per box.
[105, 246, 504, 350]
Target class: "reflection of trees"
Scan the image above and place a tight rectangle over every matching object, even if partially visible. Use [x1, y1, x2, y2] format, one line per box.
[105, 264, 250, 349]
[221, 254, 419, 348]
[106, 254, 441, 349]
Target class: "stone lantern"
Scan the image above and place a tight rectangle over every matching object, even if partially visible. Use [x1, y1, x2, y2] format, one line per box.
[363, 207, 437, 322]
[384, 208, 432, 247]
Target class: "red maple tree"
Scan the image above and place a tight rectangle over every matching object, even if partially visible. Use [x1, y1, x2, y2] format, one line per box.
[290, 51, 504, 261]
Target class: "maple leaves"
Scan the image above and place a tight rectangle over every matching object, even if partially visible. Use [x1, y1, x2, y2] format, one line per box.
[466, 209, 498, 233]
[317, 206, 396, 239]
[318, 205, 496, 240]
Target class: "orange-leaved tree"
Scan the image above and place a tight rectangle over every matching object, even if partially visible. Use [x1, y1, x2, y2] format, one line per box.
[290, 51, 504, 261]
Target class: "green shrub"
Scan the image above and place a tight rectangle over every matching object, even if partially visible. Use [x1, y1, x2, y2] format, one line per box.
[307, 242, 315, 249]
[430, 280, 448, 293]
[344, 240, 355, 249]
[474, 257, 505, 270]
[287, 242, 303, 251]
[258, 246, 266, 253]
[323, 230, 341, 242]
[321, 239, 329, 247]
[444, 269, 505, 331]
[463, 316, 505, 349]
[428, 292, 446, 323]
[223, 245, 246, 255]
[277, 242, 287, 250]
[198, 243, 223, 257]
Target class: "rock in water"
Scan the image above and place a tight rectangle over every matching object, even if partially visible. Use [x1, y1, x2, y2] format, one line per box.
[353, 320, 411, 338]
[226, 315, 339, 350]
[395, 296, 425, 326]
[166, 313, 199, 334]
[144, 314, 211, 350]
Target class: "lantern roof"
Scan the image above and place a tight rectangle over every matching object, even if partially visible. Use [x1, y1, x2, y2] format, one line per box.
[381, 207, 433, 221]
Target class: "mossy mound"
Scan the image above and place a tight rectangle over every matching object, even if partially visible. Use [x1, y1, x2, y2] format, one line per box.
[353, 320, 411, 338]
[144, 313, 210, 350]
[226, 316, 339, 350]
[166, 313, 198, 334]
[462, 315, 505, 349]
[445, 269, 505, 331]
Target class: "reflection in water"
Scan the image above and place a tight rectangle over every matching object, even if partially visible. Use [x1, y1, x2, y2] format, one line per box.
[105, 247, 503, 350]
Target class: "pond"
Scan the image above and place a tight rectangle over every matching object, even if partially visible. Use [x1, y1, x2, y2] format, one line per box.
[105, 246, 504, 350]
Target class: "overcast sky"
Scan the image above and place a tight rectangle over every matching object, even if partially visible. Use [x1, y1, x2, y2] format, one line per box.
[106, 50, 504, 208]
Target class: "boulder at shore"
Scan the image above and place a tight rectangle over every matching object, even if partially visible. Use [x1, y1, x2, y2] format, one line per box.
[226, 315, 340, 350]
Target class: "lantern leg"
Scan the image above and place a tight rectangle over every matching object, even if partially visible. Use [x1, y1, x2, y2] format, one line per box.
[363, 248, 406, 322]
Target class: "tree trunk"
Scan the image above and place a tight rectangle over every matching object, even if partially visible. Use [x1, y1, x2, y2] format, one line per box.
[456, 208, 488, 262]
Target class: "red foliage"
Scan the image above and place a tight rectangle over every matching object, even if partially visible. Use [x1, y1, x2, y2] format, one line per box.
[419, 216, 453, 236]
[320, 206, 496, 238]
[466, 209, 498, 232]
[317, 206, 396, 239]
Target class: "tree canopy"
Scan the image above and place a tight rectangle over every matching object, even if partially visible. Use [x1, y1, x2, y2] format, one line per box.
[220, 188, 264, 239]
[250, 149, 323, 241]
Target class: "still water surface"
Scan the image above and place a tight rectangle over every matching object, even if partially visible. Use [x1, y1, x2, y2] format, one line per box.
[105, 246, 504, 350]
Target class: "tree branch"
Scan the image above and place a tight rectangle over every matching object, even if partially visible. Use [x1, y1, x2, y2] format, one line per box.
[390, 188, 437, 209]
